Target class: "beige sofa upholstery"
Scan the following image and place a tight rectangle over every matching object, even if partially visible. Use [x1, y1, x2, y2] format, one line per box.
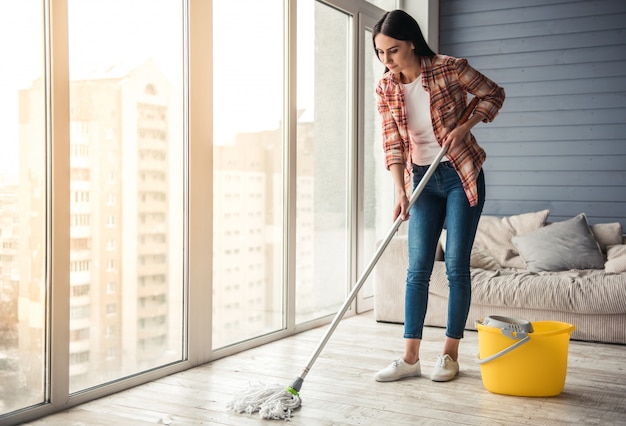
[374, 218, 626, 344]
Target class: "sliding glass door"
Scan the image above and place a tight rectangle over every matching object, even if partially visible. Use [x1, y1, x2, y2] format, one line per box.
[356, 12, 391, 313]
[294, 2, 390, 321]
[294, 0, 352, 323]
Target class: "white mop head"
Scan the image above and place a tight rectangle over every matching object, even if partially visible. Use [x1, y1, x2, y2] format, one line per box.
[227, 382, 302, 421]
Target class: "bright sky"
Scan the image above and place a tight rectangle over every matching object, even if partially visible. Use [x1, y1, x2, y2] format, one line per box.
[0, 1, 41, 176]
[0, 0, 314, 176]
[1, 0, 185, 175]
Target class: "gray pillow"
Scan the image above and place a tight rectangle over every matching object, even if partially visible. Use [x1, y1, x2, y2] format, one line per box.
[511, 213, 604, 272]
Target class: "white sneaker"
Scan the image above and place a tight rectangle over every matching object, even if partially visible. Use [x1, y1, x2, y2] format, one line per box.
[375, 357, 421, 382]
[430, 354, 459, 382]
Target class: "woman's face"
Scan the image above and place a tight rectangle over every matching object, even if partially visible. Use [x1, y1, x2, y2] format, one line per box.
[374, 33, 417, 75]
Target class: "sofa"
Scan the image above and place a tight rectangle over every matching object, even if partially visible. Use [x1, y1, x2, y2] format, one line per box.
[374, 209, 626, 344]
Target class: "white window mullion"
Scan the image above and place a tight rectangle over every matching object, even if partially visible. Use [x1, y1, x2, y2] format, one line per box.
[187, 0, 214, 365]
[284, 0, 298, 332]
[48, 0, 71, 413]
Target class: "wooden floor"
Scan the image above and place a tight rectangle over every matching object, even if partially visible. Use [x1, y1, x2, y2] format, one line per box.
[26, 311, 626, 425]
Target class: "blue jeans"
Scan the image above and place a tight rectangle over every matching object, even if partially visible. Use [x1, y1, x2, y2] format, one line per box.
[404, 161, 485, 340]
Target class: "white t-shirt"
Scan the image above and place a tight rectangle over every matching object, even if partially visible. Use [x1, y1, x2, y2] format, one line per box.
[403, 75, 446, 165]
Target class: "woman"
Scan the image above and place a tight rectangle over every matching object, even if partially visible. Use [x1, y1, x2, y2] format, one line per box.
[372, 10, 505, 382]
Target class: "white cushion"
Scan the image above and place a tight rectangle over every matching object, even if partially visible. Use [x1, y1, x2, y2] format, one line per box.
[473, 210, 550, 269]
[605, 244, 626, 273]
[590, 222, 623, 253]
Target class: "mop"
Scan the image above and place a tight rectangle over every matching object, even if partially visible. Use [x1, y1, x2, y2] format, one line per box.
[227, 97, 480, 420]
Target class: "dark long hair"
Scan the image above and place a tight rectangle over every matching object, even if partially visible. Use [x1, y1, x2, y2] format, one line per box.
[372, 9, 436, 61]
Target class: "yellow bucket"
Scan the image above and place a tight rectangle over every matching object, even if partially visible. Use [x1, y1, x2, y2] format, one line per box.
[476, 316, 575, 397]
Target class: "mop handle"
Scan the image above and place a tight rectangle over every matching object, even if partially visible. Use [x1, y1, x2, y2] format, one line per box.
[294, 97, 479, 387]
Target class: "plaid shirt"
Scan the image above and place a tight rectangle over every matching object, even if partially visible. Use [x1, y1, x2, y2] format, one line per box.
[376, 54, 505, 206]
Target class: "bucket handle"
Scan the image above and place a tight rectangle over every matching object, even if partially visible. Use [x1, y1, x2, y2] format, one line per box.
[476, 335, 530, 365]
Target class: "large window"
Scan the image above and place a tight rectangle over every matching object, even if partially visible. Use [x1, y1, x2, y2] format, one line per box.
[66, 0, 185, 392]
[295, 1, 351, 323]
[359, 21, 392, 312]
[0, 0, 46, 415]
[0, 0, 391, 422]
[212, 0, 285, 348]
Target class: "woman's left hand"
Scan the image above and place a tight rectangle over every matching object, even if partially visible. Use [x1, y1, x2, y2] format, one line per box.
[442, 110, 484, 150]
[442, 123, 469, 151]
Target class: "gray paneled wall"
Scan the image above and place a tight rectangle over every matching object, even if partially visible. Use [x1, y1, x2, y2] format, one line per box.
[440, 0, 626, 229]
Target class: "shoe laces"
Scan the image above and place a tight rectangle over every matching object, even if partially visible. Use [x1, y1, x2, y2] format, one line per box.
[435, 354, 449, 368]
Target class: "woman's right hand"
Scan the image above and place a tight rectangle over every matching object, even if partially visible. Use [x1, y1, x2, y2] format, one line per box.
[393, 193, 410, 222]
[389, 163, 410, 222]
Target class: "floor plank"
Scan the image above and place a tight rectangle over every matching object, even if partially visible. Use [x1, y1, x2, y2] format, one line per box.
[23, 311, 626, 425]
